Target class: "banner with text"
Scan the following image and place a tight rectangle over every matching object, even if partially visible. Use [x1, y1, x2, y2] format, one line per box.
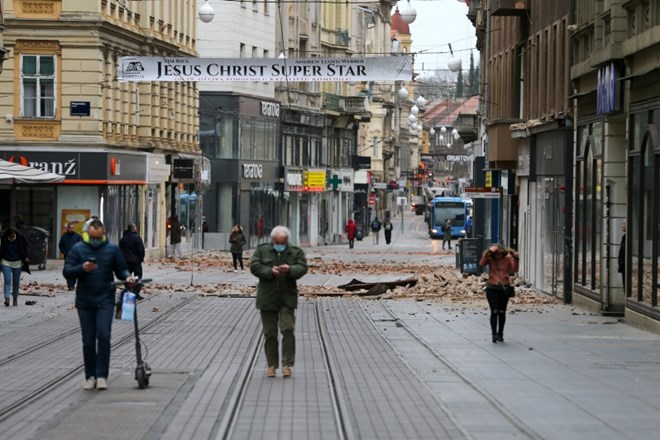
[118, 56, 413, 82]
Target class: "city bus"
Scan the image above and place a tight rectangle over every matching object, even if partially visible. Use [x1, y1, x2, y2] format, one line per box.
[428, 197, 469, 239]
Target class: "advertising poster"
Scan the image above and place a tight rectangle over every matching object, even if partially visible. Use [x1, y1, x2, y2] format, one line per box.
[61, 209, 90, 235]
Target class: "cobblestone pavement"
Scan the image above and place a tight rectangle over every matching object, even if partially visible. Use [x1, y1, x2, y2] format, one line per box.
[0, 213, 659, 439]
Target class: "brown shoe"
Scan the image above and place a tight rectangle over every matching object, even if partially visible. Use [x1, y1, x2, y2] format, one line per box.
[266, 367, 276, 378]
[282, 366, 292, 378]
[3, 298, 8, 307]
[12, 297, 17, 307]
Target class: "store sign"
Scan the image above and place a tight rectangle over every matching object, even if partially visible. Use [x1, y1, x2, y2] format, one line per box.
[285, 168, 304, 191]
[261, 101, 280, 118]
[338, 169, 353, 192]
[447, 155, 471, 162]
[173, 159, 194, 179]
[8, 154, 78, 177]
[597, 63, 618, 115]
[304, 169, 326, 192]
[70, 101, 91, 117]
[146, 154, 171, 183]
[465, 187, 502, 199]
[352, 155, 371, 170]
[110, 157, 121, 176]
[243, 163, 263, 179]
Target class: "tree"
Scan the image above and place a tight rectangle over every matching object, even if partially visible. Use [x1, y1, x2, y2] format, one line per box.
[456, 69, 464, 98]
[468, 51, 479, 96]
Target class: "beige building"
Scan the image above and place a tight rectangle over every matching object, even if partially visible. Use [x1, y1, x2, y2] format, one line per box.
[0, 0, 201, 259]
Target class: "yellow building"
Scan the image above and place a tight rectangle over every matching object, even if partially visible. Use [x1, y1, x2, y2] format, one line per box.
[0, 0, 201, 259]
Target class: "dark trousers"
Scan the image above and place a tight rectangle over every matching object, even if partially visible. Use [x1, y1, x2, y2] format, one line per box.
[77, 303, 114, 380]
[63, 254, 76, 289]
[127, 261, 143, 295]
[232, 253, 244, 270]
[384, 229, 392, 244]
[486, 287, 509, 336]
[348, 239, 354, 249]
[2, 265, 21, 298]
[260, 305, 296, 368]
[442, 236, 452, 249]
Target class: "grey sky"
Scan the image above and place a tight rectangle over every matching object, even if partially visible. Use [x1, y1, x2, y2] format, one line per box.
[397, 0, 477, 77]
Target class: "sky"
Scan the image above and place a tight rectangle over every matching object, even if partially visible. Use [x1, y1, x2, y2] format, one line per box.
[397, 0, 478, 77]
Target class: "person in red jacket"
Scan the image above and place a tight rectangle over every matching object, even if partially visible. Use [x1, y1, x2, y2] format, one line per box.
[345, 218, 357, 249]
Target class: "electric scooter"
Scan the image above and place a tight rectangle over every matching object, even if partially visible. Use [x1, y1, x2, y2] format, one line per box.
[114, 278, 152, 389]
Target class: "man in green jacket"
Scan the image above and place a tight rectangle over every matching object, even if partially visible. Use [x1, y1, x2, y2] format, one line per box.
[250, 225, 308, 378]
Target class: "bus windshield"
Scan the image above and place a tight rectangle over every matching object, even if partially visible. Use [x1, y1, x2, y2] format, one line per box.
[433, 201, 465, 227]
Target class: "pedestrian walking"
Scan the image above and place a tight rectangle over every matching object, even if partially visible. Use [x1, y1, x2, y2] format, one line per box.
[383, 219, 393, 245]
[250, 226, 308, 378]
[169, 215, 183, 258]
[1, 227, 29, 307]
[119, 223, 145, 299]
[442, 219, 453, 250]
[479, 244, 519, 343]
[63, 219, 134, 390]
[59, 222, 82, 290]
[465, 216, 473, 238]
[618, 219, 627, 293]
[370, 217, 382, 245]
[229, 224, 246, 273]
[345, 218, 357, 249]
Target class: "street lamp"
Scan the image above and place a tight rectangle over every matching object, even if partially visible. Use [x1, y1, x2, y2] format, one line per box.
[408, 114, 417, 124]
[416, 96, 426, 107]
[398, 1, 417, 25]
[398, 86, 409, 100]
[429, 127, 435, 136]
[198, 1, 215, 23]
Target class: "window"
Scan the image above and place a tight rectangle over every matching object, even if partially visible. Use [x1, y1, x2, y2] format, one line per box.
[239, 43, 245, 58]
[21, 55, 56, 118]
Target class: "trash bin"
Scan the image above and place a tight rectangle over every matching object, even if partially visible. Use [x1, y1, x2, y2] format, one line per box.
[23, 226, 49, 270]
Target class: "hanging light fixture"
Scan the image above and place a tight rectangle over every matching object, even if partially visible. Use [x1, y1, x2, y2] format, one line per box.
[398, 1, 417, 25]
[440, 126, 447, 133]
[416, 96, 426, 107]
[447, 43, 462, 73]
[398, 86, 409, 100]
[410, 104, 419, 115]
[408, 114, 417, 123]
[411, 122, 419, 131]
[198, 0, 215, 23]
[429, 127, 435, 136]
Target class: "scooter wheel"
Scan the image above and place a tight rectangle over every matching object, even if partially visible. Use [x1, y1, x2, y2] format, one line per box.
[136, 366, 149, 389]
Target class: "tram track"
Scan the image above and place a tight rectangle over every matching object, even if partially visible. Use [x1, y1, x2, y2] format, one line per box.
[374, 300, 540, 440]
[0, 293, 197, 422]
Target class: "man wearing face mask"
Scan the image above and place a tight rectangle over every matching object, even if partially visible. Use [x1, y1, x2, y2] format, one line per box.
[63, 219, 135, 391]
[250, 225, 308, 378]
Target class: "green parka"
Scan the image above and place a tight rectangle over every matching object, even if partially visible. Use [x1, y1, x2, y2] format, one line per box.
[250, 242, 308, 311]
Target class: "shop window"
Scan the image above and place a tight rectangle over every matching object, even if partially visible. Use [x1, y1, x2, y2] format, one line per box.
[21, 54, 56, 118]
[575, 123, 603, 292]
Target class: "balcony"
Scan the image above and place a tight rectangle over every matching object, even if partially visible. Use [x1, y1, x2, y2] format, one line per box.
[454, 114, 479, 143]
[336, 29, 351, 47]
[322, 93, 368, 114]
[491, 0, 528, 17]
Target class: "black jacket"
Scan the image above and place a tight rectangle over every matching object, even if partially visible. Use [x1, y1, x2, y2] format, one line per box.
[59, 231, 82, 257]
[63, 238, 130, 309]
[119, 230, 145, 264]
[0, 233, 28, 262]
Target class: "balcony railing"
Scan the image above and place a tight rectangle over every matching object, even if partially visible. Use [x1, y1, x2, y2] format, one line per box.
[323, 93, 368, 113]
[336, 29, 351, 47]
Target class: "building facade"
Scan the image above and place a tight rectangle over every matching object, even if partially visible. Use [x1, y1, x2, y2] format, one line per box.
[572, 0, 660, 329]
[0, 0, 200, 259]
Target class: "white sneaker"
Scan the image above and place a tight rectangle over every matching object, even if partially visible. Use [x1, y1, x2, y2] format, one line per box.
[83, 377, 96, 390]
[96, 378, 108, 390]
[242, 270, 246, 274]
[233, 269, 237, 273]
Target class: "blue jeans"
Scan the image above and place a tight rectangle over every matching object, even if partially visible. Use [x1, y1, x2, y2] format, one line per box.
[77, 304, 115, 380]
[2, 264, 21, 299]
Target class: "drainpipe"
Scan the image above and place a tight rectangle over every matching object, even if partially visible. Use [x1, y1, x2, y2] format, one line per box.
[564, 0, 576, 304]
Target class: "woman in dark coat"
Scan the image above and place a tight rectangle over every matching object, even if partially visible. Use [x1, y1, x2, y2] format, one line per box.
[0, 227, 29, 306]
[229, 224, 247, 273]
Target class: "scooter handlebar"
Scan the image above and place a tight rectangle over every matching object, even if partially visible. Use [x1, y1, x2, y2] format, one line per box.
[112, 278, 153, 287]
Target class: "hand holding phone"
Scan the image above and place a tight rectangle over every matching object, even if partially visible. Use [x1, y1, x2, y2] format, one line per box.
[83, 257, 97, 272]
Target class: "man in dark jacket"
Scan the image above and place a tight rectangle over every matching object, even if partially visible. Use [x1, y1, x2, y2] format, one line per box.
[59, 222, 82, 290]
[119, 223, 145, 298]
[250, 225, 308, 378]
[1, 227, 29, 306]
[168, 215, 183, 258]
[63, 219, 134, 391]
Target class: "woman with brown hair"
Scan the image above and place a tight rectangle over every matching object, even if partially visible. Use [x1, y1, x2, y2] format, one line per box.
[479, 244, 520, 343]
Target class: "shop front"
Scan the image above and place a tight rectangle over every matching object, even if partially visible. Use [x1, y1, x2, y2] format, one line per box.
[325, 168, 354, 244]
